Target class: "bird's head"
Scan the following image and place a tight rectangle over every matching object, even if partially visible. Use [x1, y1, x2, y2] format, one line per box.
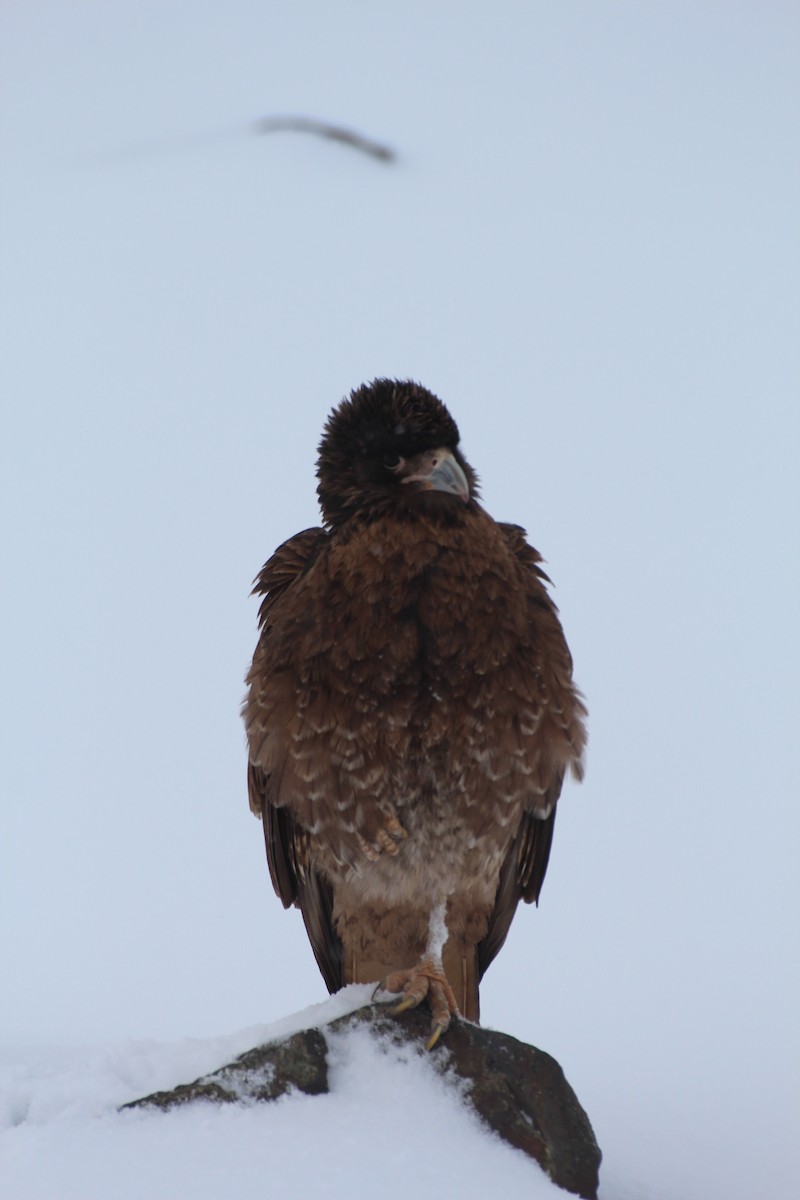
[317, 379, 478, 527]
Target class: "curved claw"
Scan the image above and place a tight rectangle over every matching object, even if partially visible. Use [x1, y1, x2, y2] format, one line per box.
[426, 1022, 448, 1051]
[388, 993, 421, 1016]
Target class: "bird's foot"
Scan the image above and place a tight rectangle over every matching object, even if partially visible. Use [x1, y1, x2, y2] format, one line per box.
[356, 814, 408, 861]
[374, 956, 460, 1049]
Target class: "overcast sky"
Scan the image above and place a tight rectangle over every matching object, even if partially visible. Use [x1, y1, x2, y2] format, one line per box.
[1, 4, 798, 1198]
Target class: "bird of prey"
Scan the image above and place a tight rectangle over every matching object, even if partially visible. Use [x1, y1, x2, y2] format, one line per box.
[243, 379, 586, 1043]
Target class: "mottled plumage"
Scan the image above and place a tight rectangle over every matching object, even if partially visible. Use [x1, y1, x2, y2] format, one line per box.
[243, 379, 586, 1029]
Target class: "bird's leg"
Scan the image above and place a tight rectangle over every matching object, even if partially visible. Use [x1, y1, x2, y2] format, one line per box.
[378, 900, 460, 1048]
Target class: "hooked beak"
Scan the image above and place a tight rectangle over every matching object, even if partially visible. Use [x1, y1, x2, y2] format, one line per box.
[400, 447, 470, 503]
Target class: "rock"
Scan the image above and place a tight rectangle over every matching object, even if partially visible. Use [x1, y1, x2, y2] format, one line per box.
[120, 1027, 329, 1110]
[122, 1005, 601, 1199]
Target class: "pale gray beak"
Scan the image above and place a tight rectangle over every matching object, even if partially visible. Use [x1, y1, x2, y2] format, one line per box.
[400, 447, 470, 503]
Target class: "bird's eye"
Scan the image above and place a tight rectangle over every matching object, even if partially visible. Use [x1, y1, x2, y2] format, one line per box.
[382, 452, 404, 471]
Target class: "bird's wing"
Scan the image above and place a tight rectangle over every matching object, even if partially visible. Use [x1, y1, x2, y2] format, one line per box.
[477, 785, 560, 980]
[477, 521, 578, 981]
[245, 527, 344, 993]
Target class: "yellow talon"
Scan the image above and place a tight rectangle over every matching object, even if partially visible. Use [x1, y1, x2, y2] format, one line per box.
[426, 1023, 447, 1050]
[389, 994, 420, 1016]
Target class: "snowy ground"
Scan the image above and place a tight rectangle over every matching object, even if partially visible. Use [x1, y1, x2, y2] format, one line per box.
[2, 986, 792, 1200]
[2, 989, 577, 1200]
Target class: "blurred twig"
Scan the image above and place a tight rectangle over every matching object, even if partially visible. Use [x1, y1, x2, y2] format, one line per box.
[253, 116, 395, 163]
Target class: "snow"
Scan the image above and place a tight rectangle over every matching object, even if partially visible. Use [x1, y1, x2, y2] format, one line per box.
[426, 899, 449, 962]
[1, 989, 565, 1200]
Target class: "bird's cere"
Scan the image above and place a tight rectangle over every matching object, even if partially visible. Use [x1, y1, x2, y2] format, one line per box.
[401, 447, 470, 502]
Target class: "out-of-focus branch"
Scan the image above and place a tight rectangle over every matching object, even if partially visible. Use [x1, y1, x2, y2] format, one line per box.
[253, 115, 395, 163]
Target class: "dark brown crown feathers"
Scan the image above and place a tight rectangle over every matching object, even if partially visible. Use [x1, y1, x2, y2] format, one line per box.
[316, 378, 478, 526]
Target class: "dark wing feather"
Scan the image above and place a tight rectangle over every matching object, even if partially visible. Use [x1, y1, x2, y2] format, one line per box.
[246, 527, 343, 992]
[515, 789, 560, 902]
[248, 761, 296, 905]
[251, 527, 327, 631]
[261, 782, 342, 992]
[495, 521, 553, 586]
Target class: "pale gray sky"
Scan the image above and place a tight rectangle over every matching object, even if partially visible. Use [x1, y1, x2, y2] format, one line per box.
[1, 4, 798, 1197]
